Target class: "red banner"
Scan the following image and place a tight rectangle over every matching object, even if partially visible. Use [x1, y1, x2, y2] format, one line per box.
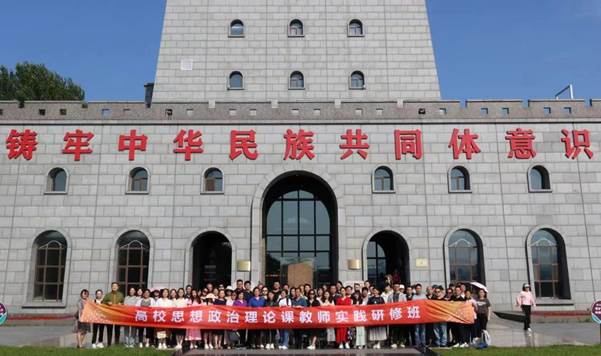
[81, 300, 474, 330]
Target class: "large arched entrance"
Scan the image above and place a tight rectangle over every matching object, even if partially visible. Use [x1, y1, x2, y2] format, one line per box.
[366, 231, 410, 289]
[192, 232, 232, 289]
[263, 172, 338, 288]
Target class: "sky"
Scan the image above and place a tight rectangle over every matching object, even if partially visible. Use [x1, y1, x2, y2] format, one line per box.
[1, 0, 599, 101]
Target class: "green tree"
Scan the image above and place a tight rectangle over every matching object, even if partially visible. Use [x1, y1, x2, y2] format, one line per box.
[0, 62, 85, 102]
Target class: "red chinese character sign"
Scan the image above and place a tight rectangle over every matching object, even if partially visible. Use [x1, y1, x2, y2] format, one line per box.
[340, 129, 369, 160]
[81, 299, 475, 330]
[118, 130, 148, 161]
[173, 130, 204, 161]
[394, 130, 423, 160]
[230, 130, 258, 160]
[449, 128, 480, 160]
[6, 129, 38, 160]
[283, 129, 315, 160]
[506, 128, 536, 159]
[562, 129, 593, 160]
[63, 130, 94, 161]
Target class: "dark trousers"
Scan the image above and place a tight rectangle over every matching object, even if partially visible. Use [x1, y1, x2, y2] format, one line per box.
[138, 327, 154, 343]
[522, 305, 532, 330]
[249, 329, 263, 347]
[92, 323, 105, 344]
[476, 313, 488, 337]
[106, 324, 121, 346]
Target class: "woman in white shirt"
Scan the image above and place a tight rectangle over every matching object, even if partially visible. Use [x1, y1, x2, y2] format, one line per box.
[155, 289, 174, 349]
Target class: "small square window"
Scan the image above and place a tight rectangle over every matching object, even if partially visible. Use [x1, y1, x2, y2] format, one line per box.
[249, 109, 257, 116]
[313, 109, 321, 116]
[439, 108, 447, 115]
[101, 109, 111, 118]
[0, 109, 4, 116]
[59, 108, 67, 116]
[376, 108, 384, 116]
[186, 109, 194, 117]
[480, 107, 489, 115]
[543, 107, 552, 116]
[165, 108, 173, 117]
[123, 108, 131, 114]
[501, 107, 510, 116]
[564, 107, 572, 114]
[418, 108, 426, 115]
[38, 109, 46, 116]
[229, 109, 237, 116]
[81, 103, 88, 109]
[355, 108, 363, 116]
[291, 109, 300, 116]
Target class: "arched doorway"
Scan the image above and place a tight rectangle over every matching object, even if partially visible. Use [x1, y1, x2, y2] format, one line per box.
[263, 172, 338, 288]
[192, 232, 232, 289]
[366, 231, 410, 289]
[446, 229, 485, 286]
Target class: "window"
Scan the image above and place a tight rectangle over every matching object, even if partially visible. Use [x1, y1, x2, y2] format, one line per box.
[530, 229, 570, 299]
[529, 166, 550, 191]
[204, 168, 224, 193]
[47, 168, 67, 193]
[117, 231, 150, 292]
[448, 229, 484, 285]
[129, 168, 149, 193]
[501, 107, 510, 116]
[350, 71, 365, 89]
[33, 231, 67, 302]
[228, 71, 243, 89]
[229, 20, 244, 37]
[289, 19, 304, 37]
[373, 166, 393, 192]
[367, 239, 386, 284]
[289, 71, 305, 89]
[348, 19, 363, 36]
[480, 107, 489, 115]
[449, 166, 470, 192]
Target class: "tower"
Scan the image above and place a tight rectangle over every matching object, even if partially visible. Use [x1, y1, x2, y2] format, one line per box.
[153, 0, 440, 102]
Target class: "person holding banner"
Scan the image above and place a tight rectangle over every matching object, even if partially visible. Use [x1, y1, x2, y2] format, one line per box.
[277, 289, 292, 350]
[335, 287, 352, 349]
[388, 282, 407, 349]
[155, 288, 173, 349]
[248, 287, 266, 349]
[123, 287, 140, 348]
[136, 289, 155, 348]
[75, 289, 90, 349]
[306, 289, 321, 350]
[213, 289, 228, 349]
[264, 291, 278, 350]
[91, 289, 105, 348]
[203, 293, 216, 349]
[367, 287, 387, 349]
[102, 282, 124, 347]
[351, 291, 367, 349]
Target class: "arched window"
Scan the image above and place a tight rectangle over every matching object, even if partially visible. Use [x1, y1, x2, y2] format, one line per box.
[289, 19, 304, 36]
[129, 168, 149, 193]
[529, 165, 551, 191]
[228, 71, 243, 89]
[289, 71, 305, 89]
[204, 168, 224, 192]
[117, 231, 150, 291]
[229, 20, 244, 37]
[449, 166, 470, 192]
[373, 166, 393, 192]
[348, 19, 363, 36]
[350, 71, 365, 89]
[47, 168, 67, 193]
[33, 231, 67, 301]
[367, 232, 410, 287]
[448, 229, 484, 284]
[530, 229, 570, 299]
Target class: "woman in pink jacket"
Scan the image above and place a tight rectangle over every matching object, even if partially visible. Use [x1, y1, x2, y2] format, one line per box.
[515, 283, 536, 333]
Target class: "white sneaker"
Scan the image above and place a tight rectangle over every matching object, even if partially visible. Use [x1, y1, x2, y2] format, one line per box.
[97, 343, 104, 348]
[209, 344, 214, 350]
[204, 344, 209, 350]
[282, 346, 288, 350]
[260, 344, 265, 349]
[527, 327, 533, 333]
[400, 343, 405, 348]
[91, 344, 96, 349]
[339, 344, 344, 349]
[461, 343, 469, 348]
[391, 343, 397, 349]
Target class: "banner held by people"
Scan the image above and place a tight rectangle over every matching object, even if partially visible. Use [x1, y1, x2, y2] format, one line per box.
[81, 299, 475, 330]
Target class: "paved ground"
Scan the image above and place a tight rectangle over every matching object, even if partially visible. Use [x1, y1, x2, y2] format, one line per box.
[186, 351, 421, 355]
[0, 316, 599, 349]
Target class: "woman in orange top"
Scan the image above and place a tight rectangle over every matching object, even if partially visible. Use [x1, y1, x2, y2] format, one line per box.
[335, 287, 352, 349]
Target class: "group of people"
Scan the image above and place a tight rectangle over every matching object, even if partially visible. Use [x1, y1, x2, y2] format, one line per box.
[74, 276, 499, 350]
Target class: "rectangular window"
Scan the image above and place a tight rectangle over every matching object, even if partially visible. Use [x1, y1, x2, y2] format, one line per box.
[480, 107, 489, 115]
[543, 107, 551, 116]
[501, 107, 510, 116]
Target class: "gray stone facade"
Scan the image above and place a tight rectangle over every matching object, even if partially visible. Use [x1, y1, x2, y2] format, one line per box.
[153, 0, 441, 102]
[0, 99, 600, 313]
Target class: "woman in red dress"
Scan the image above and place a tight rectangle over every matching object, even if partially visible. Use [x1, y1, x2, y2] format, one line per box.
[335, 287, 352, 349]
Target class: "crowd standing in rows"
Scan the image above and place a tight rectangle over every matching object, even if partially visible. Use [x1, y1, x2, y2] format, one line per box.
[75, 276, 496, 350]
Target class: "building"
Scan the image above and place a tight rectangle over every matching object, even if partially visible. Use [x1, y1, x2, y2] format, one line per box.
[0, 0, 600, 313]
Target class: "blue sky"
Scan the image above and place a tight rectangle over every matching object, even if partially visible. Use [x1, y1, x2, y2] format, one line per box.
[1, 0, 599, 101]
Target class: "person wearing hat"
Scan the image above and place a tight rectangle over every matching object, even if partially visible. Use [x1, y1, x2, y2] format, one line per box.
[516, 283, 536, 333]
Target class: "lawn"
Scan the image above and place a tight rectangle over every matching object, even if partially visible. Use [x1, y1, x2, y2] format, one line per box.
[439, 345, 601, 356]
[0, 347, 170, 356]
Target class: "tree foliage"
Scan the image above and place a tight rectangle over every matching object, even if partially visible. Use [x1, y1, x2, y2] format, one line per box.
[0, 62, 85, 102]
